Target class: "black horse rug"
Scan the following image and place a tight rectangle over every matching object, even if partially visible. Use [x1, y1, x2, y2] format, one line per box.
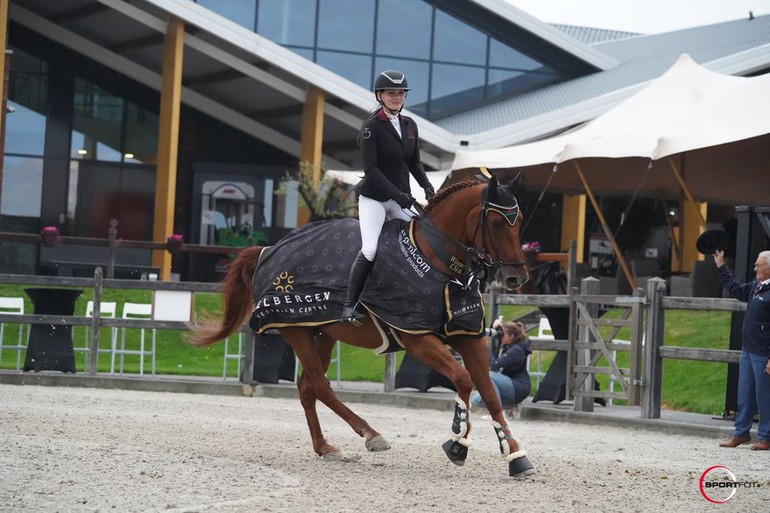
[248, 218, 485, 349]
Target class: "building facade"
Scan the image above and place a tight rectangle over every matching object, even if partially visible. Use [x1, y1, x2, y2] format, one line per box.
[1, 0, 767, 281]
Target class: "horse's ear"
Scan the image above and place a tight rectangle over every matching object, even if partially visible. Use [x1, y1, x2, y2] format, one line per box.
[488, 174, 499, 197]
[506, 170, 522, 192]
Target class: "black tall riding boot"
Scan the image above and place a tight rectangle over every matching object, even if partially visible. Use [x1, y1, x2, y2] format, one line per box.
[340, 252, 374, 325]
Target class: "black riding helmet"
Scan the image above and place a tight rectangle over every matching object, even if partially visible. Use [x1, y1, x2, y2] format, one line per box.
[374, 70, 410, 92]
[374, 70, 409, 113]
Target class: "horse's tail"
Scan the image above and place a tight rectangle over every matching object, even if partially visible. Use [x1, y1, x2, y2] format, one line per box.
[187, 246, 264, 347]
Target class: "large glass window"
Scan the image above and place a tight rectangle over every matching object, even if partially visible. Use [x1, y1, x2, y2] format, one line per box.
[317, 0, 375, 52]
[430, 63, 485, 118]
[488, 39, 551, 96]
[432, 10, 486, 66]
[0, 156, 43, 218]
[70, 79, 157, 163]
[316, 51, 372, 90]
[6, 49, 48, 156]
[375, 0, 431, 60]
[192, 0, 571, 118]
[489, 39, 540, 70]
[290, 47, 315, 61]
[67, 80, 159, 237]
[6, 103, 46, 156]
[487, 68, 526, 97]
[123, 104, 160, 165]
[257, 0, 317, 47]
[71, 80, 123, 162]
[197, 0, 257, 30]
[0, 157, 41, 271]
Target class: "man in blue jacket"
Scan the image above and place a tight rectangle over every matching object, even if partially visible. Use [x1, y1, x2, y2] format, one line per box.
[715, 249, 770, 450]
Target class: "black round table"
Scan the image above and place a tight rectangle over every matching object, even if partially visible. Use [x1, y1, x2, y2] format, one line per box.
[23, 288, 82, 373]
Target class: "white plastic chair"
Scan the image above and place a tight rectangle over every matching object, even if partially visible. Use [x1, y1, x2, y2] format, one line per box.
[75, 301, 117, 372]
[222, 332, 244, 379]
[528, 317, 554, 387]
[0, 297, 27, 370]
[536, 317, 554, 339]
[112, 302, 156, 376]
[607, 339, 631, 406]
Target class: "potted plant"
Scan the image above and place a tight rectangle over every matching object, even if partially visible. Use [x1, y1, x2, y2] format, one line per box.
[166, 233, 184, 255]
[41, 226, 60, 247]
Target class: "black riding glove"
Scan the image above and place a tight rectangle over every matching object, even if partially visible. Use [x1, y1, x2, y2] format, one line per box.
[423, 184, 436, 201]
[393, 192, 415, 209]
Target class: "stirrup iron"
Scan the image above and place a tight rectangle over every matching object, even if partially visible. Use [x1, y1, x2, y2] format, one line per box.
[340, 304, 365, 326]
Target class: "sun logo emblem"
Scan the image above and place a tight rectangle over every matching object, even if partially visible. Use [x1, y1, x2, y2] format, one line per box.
[273, 271, 294, 292]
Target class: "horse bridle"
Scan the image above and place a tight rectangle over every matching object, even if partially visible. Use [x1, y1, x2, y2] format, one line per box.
[419, 186, 526, 288]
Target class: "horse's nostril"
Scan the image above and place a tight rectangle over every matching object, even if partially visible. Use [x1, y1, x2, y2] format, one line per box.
[505, 277, 520, 290]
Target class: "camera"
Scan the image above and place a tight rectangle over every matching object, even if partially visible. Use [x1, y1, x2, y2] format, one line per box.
[484, 326, 503, 340]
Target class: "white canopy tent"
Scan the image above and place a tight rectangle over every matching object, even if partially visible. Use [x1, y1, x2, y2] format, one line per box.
[326, 169, 451, 206]
[450, 54, 770, 207]
[450, 54, 770, 285]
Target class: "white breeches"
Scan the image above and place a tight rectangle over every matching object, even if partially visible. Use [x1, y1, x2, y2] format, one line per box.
[358, 194, 415, 261]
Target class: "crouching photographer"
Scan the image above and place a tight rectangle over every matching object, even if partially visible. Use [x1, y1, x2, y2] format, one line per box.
[471, 318, 532, 416]
[484, 318, 505, 355]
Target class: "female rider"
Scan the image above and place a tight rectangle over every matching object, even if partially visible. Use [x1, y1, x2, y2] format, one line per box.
[341, 70, 435, 324]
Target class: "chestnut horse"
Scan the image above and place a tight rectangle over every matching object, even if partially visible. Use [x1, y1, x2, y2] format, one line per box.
[189, 175, 534, 477]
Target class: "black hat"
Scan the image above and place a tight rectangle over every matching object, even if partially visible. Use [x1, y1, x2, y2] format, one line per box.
[696, 229, 730, 255]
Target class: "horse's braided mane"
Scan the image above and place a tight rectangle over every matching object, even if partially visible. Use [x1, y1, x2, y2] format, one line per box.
[424, 180, 482, 215]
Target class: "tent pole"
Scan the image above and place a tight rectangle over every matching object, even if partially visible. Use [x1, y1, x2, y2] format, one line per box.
[574, 162, 636, 290]
[660, 196, 681, 266]
[667, 156, 706, 226]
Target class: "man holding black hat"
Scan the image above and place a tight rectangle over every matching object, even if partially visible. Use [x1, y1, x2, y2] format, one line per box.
[713, 249, 770, 450]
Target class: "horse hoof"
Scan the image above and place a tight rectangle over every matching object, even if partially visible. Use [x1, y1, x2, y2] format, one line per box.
[508, 456, 534, 478]
[442, 439, 468, 466]
[321, 450, 343, 462]
[365, 434, 391, 452]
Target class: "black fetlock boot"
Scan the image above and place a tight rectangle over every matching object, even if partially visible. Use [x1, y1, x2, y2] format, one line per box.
[340, 252, 374, 325]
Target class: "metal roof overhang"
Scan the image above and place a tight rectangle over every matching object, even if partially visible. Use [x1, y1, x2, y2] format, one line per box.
[456, 0, 618, 72]
[10, 0, 463, 170]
